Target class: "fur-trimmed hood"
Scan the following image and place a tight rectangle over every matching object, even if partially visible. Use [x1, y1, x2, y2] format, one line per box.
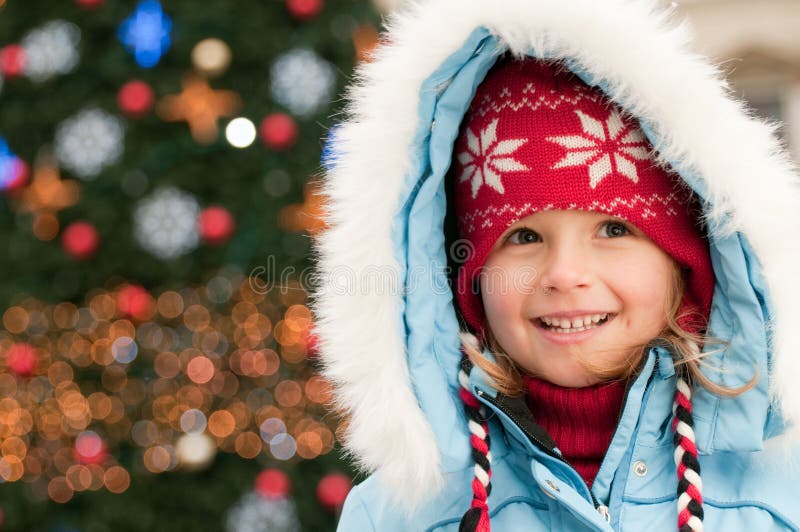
[311, 0, 800, 511]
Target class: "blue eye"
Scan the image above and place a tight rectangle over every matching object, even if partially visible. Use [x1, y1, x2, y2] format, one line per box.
[601, 221, 631, 238]
[506, 228, 540, 244]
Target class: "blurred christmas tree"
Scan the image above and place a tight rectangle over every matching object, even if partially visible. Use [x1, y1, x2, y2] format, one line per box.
[0, 0, 382, 530]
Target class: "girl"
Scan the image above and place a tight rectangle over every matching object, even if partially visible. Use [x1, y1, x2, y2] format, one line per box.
[312, 0, 800, 530]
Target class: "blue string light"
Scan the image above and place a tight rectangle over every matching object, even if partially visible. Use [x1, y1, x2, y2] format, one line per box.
[117, 0, 173, 68]
[0, 137, 24, 191]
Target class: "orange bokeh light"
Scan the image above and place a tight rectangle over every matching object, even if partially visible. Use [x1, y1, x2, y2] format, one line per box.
[88, 392, 113, 420]
[0, 455, 24, 481]
[2, 306, 29, 334]
[48, 476, 74, 503]
[52, 302, 79, 329]
[154, 351, 181, 379]
[295, 430, 323, 459]
[304, 375, 332, 404]
[1, 436, 28, 460]
[234, 431, 261, 459]
[104, 466, 131, 494]
[143, 445, 173, 473]
[186, 356, 215, 384]
[66, 464, 93, 491]
[208, 410, 235, 438]
[157, 291, 185, 319]
[183, 304, 211, 332]
[275, 380, 302, 408]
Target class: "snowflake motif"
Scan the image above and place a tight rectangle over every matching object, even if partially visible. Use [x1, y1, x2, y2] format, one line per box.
[457, 118, 529, 199]
[546, 109, 652, 189]
[270, 49, 335, 118]
[133, 187, 200, 259]
[22, 20, 81, 83]
[225, 492, 300, 532]
[54, 107, 125, 179]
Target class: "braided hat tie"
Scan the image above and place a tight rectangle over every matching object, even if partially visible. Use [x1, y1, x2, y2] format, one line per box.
[457, 337, 704, 532]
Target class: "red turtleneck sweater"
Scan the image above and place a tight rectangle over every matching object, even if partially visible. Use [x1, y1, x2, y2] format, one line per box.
[522, 375, 627, 489]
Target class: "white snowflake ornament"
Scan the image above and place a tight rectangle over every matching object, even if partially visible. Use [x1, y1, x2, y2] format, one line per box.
[22, 20, 81, 83]
[133, 187, 200, 259]
[456, 118, 530, 199]
[225, 492, 300, 532]
[270, 49, 335, 118]
[54, 107, 125, 179]
[546, 109, 652, 189]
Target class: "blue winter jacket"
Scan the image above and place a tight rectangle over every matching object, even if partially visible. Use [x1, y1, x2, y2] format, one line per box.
[311, 0, 800, 530]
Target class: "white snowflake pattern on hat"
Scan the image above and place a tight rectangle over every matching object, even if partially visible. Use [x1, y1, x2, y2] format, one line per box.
[456, 118, 529, 199]
[546, 109, 652, 189]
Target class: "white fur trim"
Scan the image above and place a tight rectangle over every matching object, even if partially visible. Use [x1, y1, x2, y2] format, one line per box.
[312, 0, 800, 510]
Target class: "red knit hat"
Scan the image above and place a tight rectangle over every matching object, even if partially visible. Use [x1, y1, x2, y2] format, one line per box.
[452, 57, 714, 337]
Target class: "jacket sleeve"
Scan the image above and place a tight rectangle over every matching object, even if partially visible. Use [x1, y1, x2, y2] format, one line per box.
[337, 484, 377, 531]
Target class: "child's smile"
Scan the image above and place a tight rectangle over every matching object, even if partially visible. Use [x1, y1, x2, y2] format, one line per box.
[532, 311, 616, 344]
[479, 209, 676, 388]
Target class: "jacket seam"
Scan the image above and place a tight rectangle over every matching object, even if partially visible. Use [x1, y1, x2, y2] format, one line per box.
[622, 495, 798, 531]
[424, 496, 548, 531]
[625, 493, 798, 516]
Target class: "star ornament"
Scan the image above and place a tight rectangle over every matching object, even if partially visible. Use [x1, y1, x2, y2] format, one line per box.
[117, 0, 172, 68]
[457, 118, 529, 199]
[10, 152, 80, 236]
[546, 109, 652, 189]
[156, 74, 242, 145]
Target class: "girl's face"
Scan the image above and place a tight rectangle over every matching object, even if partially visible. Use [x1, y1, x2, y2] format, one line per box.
[479, 210, 675, 388]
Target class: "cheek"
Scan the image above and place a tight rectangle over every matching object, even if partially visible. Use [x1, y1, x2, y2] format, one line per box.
[614, 255, 673, 324]
[480, 266, 528, 330]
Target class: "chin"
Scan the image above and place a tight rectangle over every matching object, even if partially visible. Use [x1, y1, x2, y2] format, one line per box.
[532, 368, 598, 388]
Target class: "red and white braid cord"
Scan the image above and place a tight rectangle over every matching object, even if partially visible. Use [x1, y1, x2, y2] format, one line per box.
[458, 357, 492, 532]
[673, 364, 704, 532]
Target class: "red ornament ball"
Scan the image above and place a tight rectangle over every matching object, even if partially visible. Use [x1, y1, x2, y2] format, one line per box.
[286, 0, 323, 21]
[0, 45, 26, 78]
[316, 473, 352, 511]
[259, 113, 298, 151]
[198, 206, 235, 246]
[62, 221, 100, 260]
[116, 284, 155, 321]
[117, 80, 155, 118]
[5, 343, 37, 377]
[73, 431, 108, 465]
[75, 0, 105, 8]
[255, 469, 291, 500]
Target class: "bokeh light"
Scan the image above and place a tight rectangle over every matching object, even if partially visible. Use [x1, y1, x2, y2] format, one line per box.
[0, 276, 336, 503]
[225, 117, 257, 148]
[269, 433, 296, 461]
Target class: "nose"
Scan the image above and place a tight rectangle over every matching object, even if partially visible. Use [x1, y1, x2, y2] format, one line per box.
[537, 241, 592, 294]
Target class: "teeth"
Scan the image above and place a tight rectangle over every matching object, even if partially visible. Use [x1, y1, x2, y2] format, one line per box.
[553, 324, 592, 333]
[539, 313, 612, 334]
[541, 313, 608, 328]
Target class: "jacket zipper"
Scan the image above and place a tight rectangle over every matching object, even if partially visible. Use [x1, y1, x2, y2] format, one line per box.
[474, 389, 610, 520]
[472, 343, 664, 526]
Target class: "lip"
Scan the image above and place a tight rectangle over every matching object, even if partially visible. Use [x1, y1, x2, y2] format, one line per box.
[531, 314, 616, 345]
